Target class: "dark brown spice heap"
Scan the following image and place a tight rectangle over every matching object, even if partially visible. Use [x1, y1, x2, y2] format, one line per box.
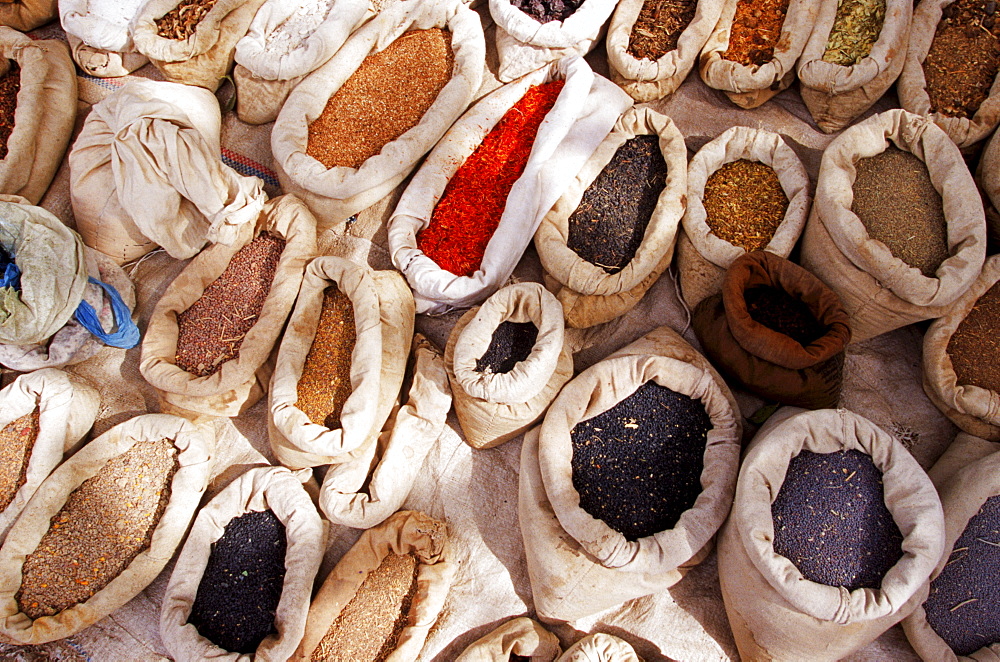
[703, 159, 788, 252]
[17, 439, 178, 618]
[476, 321, 538, 375]
[948, 281, 1000, 392]
[0, 407, 40, 512]
[851, 145, 949, 278]
[722, 0, 791, 66]
[175, 232, 286, 377]
[296, 285, 356, 429]
[568, 135, 668, 273]
[155, 0, 219, 40]
[626, 0, 699, 60]
[0, 61, 20, 161]
[745, 286, 828, 345]
[510, 0, 584, 23]
[510, 656, 532, 662]
[924, 0, 1000, 119]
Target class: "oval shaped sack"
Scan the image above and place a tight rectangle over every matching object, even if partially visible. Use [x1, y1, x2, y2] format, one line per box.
[605, 0, 723, 102]
[455, 617, 562, 662]
[692, 251, 852, 410]
[269, 255, 414, 469]
[59, 0, 149, 77]
[678, 125, 811, 310]
[0, 413, 213, 644]
[271, 0, 485, 230]
[558, 633, 641, 661]
[445, 283, 572, 450]
[0, 0, 56, 31]
[927, 432, 1000, 489]
[718, 407, 944, 662]
[140, 194, 317, 419]
[521, 325, 741, 622]
[70, 78, 266, 265]
[160, 465, 325, 662]
[534, 105, 686, 328]
[799, 109, 986, 342]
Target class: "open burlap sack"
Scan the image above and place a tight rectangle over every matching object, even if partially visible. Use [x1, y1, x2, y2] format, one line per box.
[976, 127, 1000, 248]
[699, 0, 818, 108]
[800, 109, 986, 343]
[389, 56, 634, 314]
[131, 0, 268, 91]
[0, 28, 75, 205]
[797, 0, 911, 133]
[898, 0, 1000, 148]
[140, 195, 317, 420]
[444, 283, 572, 450]
[292, 510, 457, 661]
[521, 325, 742, 622]
[455, 617, 562, 662]
[0, 413, 213, 645]
[534, 106, 686, 328]
[678, 125, 811, 310]
[558, 633, 641, 661]
[59, 0, 149, 77]
[718, 407, 945, 662]
[320, 334, 452, 529]
[605, 0, 724, 102]
[233, 0, 373, 125]
[160, 465, 326, 662]
[692, 251, 852, 410]
[0, 369, 98, 544]
[272, 0, 485, 230]
[0, 0, 56, 31]
[489, 0, 618, 83]
[269, 256, 414, 470]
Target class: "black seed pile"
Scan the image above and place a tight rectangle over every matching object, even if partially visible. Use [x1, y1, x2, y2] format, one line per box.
[510, 0, 584, 23]
[924, 495, 1000, 656]
[744, 286, 828, 346]
[568, 135, 668, 274]
[475, 321, 538, 375]
[188, 510, 287, 654]
[772, 449, 904, 590]
[510, 655, 532, 662]
[571, 381, 712, 541]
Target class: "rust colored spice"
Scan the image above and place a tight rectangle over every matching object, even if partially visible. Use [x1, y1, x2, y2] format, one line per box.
[0, 407, 39, 512]
[155, 0, 219, 40]
[0, 61, 19, 161]
[924, 0, 1000, 119]
[417, 80, 565, 277]
[627, 0, 699, 61]
[948, 280, 1000, 393]
[723, 0, 791, 66]
[702, 159, 788, 252]
[296, 285, 356, 428]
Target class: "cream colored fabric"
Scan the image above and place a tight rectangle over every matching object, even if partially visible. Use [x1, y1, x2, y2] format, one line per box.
[64, 32, 147, 77]
[455, 617, 562, 661]
[58, 0, 148, 76]
[558, 633, 642, 661]
[927, 433, 1000, 490]
[232, 63, 299, 125]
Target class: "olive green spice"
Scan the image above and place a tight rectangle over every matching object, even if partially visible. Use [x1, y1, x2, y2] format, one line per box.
[822, 0, 887, 66]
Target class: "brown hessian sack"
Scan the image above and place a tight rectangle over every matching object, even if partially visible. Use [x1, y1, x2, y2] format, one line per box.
[444, 283, 572, 450]
[269, 255, 414, 470]
[160, 465, 326, 662]
[58, 0, 149, 77]
[800, 109, 987, 342]
[0, 413, 213, 644]
[678, 125, 811, 310]
[455, 617, 562, 662]
[0, 0, 56, 32]
[797, 0, 912, 133]
[520, 325, 742, 623]
[692, 251, 852, 410]
[558, 633, 642, 661]
[534, 105, 687, 328]
[975, 126, 1000, 248]
[718, 407, 945, 662]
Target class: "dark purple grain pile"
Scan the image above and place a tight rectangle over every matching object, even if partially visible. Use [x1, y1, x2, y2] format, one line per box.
[510, 655, 532, 662]
[510, 0, 584, 23]
[745, 286, 828, 345]
[571, 380, 711, 541]
[188, 510, 287, 654]
[772, 449, 904, 590]
[924, 495, 1000, 656]
[475, 321, 538, 375]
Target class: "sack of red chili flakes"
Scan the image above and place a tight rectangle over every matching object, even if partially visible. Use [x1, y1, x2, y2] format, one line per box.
[59, 0, 149, 77]
[388, 56, 633, 314]
[0, 0, 56, 32]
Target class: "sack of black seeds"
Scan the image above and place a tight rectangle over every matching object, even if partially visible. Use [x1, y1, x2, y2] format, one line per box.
[0, 369, 99, 544]
[0, 413, 212, 644]
[70, 78, 267, 265]
[59, 0, 149, 77]
[271, 0, 485, 230]
[692, 251, 852, 410]
[233, 0, 373, 125]
[520, 325, 742, 622]
[800, 109, 986, 342]
[678, 125, 811, 310]
[535, 106, 686, 328]
[0, 0, 56, 32]
[160, 465, 325, 662]
[699, 0, 818, 109]
[717, 407, 944, 662]
[558, 633, 641, 661]
[292, 509, 456, 661]
[444, 283, 572, 450]
[605, 0, 723, 103]
[140, 195, 317, 420]
[454, 617, 562, 661]
[797, 0, 911, 133]
[489, 0, 618, 83]
[269, 255, 414, 470]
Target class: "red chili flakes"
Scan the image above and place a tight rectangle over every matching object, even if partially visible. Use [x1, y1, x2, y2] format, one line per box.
[0, 61, 20, 161]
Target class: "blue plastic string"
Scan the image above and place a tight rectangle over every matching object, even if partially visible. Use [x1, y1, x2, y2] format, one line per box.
[74, 277, 140, 349]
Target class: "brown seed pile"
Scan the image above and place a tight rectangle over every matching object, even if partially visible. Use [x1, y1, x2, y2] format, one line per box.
[175, 232, 286, 377]
[155, 0, 219, 40]
[16, 439, 178, 619]
[296, 285, 356, 429]
[0, 407, 39, 512]
[924, 0, 1000, 119]
[723, 0, 791, 66]
[0, 61, 19, 162]
[311, 552, 419, 662]
[948, 280, 1000, 392]
[626, 0, 699, 60]
[822, 0, 887, 66]
[703, 159, 788, 251]
[307, 29, 454, 169]
[852, 145, 949, 278]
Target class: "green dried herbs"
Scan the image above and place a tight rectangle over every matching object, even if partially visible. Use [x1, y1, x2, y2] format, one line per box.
[822, 0, 887, 66]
